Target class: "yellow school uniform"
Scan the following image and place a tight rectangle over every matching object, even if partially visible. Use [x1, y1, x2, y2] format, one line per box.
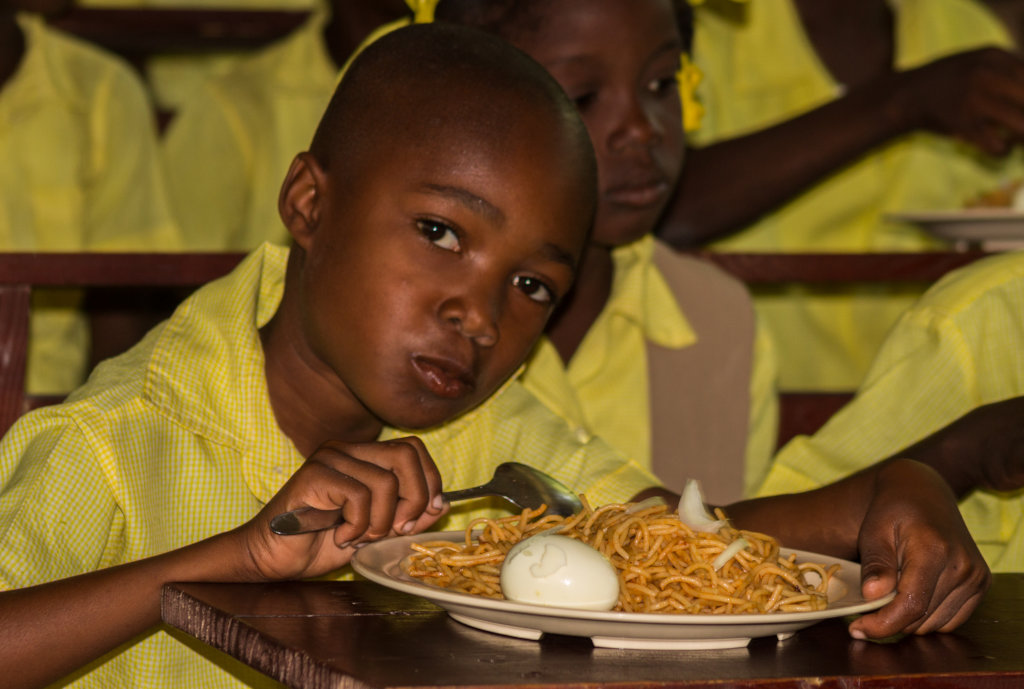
[758, 250, 1024, 571]
[161, 10, 338, 250]
[0, 243, 657, 688]
[521, 236, 778, 502]
[691, 0, 1023, 391]
[0, 14, 179, 395]
[161, 2, 435, 250]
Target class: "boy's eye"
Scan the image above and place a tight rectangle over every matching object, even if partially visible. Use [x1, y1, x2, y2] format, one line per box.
[512, 275, 556, 305]
[418, 219, 461, 251]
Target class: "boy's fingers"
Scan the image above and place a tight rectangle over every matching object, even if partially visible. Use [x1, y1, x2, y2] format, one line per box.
[309, 444, 403, 541]
[850, 531, 989, 639]
[380, 436, 445, 528]
[311, 437, 442, 540]
[284, 458, 375, 546]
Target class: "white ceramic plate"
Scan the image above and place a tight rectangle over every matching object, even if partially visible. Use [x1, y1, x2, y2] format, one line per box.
[352, 531, 894, 650]
[888, 209, 1024, 249]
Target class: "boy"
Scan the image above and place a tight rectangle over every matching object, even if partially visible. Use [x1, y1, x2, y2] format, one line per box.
[0, 23, 652, 688]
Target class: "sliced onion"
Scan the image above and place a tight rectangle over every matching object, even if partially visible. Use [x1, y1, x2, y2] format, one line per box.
[712, 537, 749, 571]
[677, 479, 726, 533]
[625, 496, 667, 514]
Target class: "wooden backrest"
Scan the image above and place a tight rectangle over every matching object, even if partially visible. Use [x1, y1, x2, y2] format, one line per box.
[0, 250, 993, 443]
[0, 253, 244, 436]
[49, 8, 309, 59]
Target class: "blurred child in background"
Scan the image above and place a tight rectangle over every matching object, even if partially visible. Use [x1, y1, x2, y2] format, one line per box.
[434, 0, 777, 504]
[660, 0, 1024, 392]
[0, 0, 179, 396]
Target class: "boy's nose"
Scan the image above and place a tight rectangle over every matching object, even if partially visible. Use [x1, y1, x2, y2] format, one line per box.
[439, 291, 499, 347]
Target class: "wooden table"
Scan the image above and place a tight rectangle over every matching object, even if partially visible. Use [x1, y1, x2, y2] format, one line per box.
[163, 573, 1024, 689]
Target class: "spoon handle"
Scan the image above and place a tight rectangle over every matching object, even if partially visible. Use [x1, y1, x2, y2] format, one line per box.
[269, 489, 465, 536]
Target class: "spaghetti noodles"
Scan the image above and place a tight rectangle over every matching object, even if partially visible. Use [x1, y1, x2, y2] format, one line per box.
[403, 497, 839, 614]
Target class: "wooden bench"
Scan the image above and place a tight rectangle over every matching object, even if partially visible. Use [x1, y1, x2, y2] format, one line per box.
[49, 8, 309, 60]
[0, 252, 245, 436]
[0, 250, 995, 444]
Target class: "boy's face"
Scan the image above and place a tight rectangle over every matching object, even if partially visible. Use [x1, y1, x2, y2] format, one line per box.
[512, 0, 685, 249]
[293, 118, 589, 431]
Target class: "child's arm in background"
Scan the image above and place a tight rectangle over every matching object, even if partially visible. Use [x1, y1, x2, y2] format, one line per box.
[0, 437, 443, 689]
[726, 458, 989, 640]
[661, 48, 1024, 247]
[883, 396, 1024, 499]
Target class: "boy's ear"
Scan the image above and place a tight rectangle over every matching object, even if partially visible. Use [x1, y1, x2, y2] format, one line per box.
[278, 152, 327, 250]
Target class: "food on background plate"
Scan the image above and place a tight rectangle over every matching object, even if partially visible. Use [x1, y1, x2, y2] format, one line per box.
[403, 489, 839, 615]
[965, 179, 1024, 211]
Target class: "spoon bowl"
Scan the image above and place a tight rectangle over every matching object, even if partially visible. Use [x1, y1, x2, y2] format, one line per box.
[269, 462, 583, 535]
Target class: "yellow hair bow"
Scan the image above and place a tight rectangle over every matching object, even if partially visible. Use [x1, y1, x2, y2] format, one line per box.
[405, 0, 438, 23]
[678, 53, 704, 132]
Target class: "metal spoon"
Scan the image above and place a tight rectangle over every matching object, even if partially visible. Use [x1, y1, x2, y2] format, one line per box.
[269, 461, 584, 535]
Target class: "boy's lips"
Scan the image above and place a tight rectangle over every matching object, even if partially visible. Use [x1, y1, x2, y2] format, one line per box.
[412, 354, 476, 399]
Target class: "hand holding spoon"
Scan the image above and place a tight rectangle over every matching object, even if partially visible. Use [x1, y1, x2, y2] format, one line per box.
[269, 462, 583, 535]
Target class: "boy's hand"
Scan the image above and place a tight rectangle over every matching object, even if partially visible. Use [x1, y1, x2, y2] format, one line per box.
[848, 459, 991, 640]
[235, 436, 445, 582]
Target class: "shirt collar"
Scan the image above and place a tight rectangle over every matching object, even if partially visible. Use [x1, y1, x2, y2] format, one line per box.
[145, 243, 303, 502]
[608, 235, 695, 349]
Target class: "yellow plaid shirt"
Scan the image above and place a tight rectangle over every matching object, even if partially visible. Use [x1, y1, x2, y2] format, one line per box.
[521, 236, 778, 497]
[0, 243, 657, 687]
[758, 250, 1024, 572]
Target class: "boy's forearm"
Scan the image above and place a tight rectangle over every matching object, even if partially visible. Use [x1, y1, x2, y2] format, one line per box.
[884, 397, 1024, 498]
[723, 460, 899, 560]
[0, 529, 251, 689]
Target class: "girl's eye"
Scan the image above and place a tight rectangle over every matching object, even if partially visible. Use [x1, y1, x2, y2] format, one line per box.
[418, 219, 461, 252]
[512, 275, 556, 305]
[570, 90, 597, 111]
[648, 74, 678, 96]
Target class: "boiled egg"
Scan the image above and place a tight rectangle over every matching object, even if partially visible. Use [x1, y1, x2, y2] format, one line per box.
[499, 533, 619, 611]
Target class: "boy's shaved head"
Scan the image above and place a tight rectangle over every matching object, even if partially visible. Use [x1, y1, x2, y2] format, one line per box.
[308, 22, 596, 205]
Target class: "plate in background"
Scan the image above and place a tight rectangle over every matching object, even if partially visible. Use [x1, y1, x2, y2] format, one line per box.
[888, 210, 1024, 250]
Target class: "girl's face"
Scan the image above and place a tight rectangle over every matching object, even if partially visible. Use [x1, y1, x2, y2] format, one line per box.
[512, 0, 686, 249]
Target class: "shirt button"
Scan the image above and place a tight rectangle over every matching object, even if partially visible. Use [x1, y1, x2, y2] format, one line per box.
[575, 428, 592, 443]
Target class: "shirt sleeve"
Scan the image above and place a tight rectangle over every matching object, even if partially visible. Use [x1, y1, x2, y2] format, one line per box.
[0, 411, 123, 590]
[755, 264, 1024, 570]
